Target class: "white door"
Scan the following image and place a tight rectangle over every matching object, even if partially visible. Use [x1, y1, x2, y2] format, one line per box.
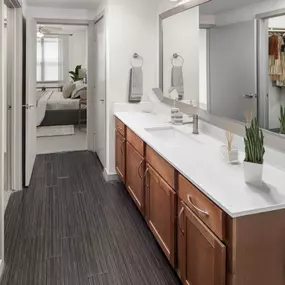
[88, 16, 106, 167]
[25, 16, 37, 186]
[209, 20, 257, 123]
[94, 17, 106, 167]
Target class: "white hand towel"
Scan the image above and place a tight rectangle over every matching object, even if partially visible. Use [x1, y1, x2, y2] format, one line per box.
[171, 66, 184, 100]
[128, 67, 143, 103]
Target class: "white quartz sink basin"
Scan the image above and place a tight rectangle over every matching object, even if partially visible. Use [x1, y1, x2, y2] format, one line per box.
[145, 126, 201, 147]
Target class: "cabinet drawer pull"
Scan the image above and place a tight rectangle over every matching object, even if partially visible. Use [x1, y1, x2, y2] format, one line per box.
[144, 168, 149, 187]
[138, 160, 144, 180]
[120, 139, 126, 155]
[187, 195, 209, 216]
[117, 125, 123, 131]
[178, 206, 185, 234]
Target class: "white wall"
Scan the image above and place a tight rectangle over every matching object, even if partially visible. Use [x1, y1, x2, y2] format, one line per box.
[69, 30, 88, 72]
[105, 0, 159, 175]
[162, 7, 199, 102]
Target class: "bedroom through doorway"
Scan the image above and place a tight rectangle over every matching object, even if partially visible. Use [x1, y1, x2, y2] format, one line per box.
[35, 23, 88, 154]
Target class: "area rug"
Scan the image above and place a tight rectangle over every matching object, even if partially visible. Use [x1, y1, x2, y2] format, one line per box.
[37, 125, 75, 138]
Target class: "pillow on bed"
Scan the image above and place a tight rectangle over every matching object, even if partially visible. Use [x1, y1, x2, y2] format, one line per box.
[71, 85, 87, 99]
[74, 80, 84, 88]
[62, 82, 75, 98]
[80, 89, 87, 100]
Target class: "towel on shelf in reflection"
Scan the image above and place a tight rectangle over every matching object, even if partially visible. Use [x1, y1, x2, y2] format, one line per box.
[171, 66, 184, 100]
[128, 67, 143, 103]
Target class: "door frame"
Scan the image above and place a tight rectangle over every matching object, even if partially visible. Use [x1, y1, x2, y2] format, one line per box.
[20, 18, 90, 186]
[9, 7, 23, 191]
[256, 9, 285, 129]
[0, 0, 23, 269]
[0, 0, 5, 270]
[87, 11, 107, 168]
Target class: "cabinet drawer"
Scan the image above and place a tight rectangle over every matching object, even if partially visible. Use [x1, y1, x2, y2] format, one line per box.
[115, 117, 125, 137]
[146, 146, 175, 189]
[178, 175, 225, 241]
[126, 128, 144, 156]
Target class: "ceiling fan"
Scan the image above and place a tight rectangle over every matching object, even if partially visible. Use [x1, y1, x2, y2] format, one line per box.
[37, 25, 73, 38]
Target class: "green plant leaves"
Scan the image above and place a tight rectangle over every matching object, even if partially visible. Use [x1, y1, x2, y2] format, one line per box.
[69, 65, 83, 82]
[244, 118, 265, 164]
[279, 105, 285, 134]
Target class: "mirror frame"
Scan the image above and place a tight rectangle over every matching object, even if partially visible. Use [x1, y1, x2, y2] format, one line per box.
[158, 4, 285, 153]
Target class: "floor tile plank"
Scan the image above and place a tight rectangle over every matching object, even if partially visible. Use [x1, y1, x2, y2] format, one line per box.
[1, 151, 181, 285]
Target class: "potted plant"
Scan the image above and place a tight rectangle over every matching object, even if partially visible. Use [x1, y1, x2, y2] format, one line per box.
[279, 105, 285, 135]
[69, 65, 82, 82]
[244, 118, 265, 185]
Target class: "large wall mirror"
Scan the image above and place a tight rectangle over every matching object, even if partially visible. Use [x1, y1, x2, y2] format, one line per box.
[160, 0, 285, 140]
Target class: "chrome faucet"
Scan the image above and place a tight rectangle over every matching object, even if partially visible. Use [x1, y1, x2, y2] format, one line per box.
[183, 114, 199, 135]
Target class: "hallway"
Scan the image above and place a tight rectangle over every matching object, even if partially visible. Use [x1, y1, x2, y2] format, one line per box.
[0, 151, 181, 285]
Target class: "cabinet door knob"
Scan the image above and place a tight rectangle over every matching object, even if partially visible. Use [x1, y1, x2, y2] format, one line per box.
[120, 139, 126, 155]
[144, 168, 149, 187]
[178, 206, 185, 234]
[138, 160, 144, 180]
[187, 195, 209, 216]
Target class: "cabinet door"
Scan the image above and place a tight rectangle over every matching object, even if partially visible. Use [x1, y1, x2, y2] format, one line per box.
[178, 200, 226, 285]
[115, 130, 126, 183]
[145, 164, 176, 266]
[126, 142, 145, 213]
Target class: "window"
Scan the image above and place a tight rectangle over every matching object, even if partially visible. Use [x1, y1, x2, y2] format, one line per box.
[37, 37, 62, 82]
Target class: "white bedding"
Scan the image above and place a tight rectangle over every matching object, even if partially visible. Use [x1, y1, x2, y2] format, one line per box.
[47, 91, 80, 110]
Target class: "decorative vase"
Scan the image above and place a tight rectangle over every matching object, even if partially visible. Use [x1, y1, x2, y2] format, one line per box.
[243, 161, 263, 185]
[220, 145, 239, 164]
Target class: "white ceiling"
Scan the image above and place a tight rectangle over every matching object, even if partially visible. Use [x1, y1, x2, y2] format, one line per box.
[27, 0, 102, 9]
[200, 0, 266, 14]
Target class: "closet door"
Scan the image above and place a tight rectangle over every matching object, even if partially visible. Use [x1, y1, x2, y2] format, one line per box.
[209, 20, 257, 122]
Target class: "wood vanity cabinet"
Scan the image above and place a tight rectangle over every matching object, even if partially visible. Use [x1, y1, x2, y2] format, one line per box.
[115, 116, 285, 285]
[178, 199, 226, 285]
[115, 118, 126, 183]
[145, 164, 176, 266]
[126, 142, 145, 213]
[178, 175, 226, 285]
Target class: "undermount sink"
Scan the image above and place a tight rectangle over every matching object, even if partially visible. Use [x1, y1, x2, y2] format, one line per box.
[145, 126, 201, 147]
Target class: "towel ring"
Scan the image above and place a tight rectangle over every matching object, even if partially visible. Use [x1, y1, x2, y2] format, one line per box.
[131, 53, 144, 68]
[171, 53, 184, 67]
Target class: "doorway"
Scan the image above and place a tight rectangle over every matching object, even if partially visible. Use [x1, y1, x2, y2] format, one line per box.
[22, 15, 107, 187]
[257, 11, 285, 133]
[35, 23, 89, 155]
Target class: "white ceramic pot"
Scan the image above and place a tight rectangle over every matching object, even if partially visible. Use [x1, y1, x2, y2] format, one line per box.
[243, 161, 263, 185]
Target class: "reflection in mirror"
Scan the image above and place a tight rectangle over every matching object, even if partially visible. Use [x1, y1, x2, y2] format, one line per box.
[207, 20, 256, 123]
[160, 0, 285, 138]
[266, 16, 285, 135]
[199, 0, 285, 136]
[162, 7, 200, 106]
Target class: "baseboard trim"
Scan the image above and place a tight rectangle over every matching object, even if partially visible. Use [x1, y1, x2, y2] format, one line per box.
[0, 260, 4, 282]
[103, 169, 119, 182]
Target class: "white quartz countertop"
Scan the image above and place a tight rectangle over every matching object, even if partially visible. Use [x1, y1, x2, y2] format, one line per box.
[115, 111, 285, 218]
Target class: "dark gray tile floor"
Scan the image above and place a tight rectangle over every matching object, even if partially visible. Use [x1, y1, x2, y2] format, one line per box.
[1, 151, 181, 285]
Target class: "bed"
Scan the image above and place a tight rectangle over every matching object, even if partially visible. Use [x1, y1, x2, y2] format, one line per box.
[37, 90, 87, 127]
